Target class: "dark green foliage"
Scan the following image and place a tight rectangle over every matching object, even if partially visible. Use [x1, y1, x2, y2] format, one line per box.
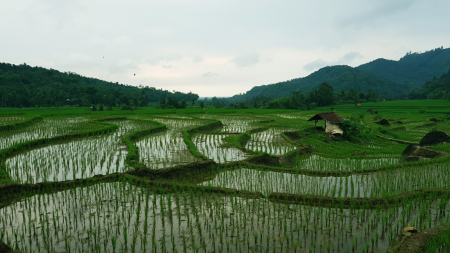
[358, 47, 450, 89]
[230, 65, 408, 101]
[231, 47, 450, 102]
[339, 120, 361, 139]
[265, 83, 380, 109]
[0, 62, 199, 107]
[409, 68, 450, 99]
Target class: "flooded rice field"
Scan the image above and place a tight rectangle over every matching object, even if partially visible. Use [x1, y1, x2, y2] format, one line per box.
[1, 111, 450, 252]
[192, 134, 248, 163]
[1, 182, 449, 253]
[199, 163, 450, 198]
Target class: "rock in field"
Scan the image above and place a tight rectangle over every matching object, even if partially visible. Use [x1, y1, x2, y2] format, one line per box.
[419, 131, 450, 146]
[376, 119, 390, 126]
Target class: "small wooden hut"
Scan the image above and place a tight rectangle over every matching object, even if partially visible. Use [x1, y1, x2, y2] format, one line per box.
[308, 112, 344, 135]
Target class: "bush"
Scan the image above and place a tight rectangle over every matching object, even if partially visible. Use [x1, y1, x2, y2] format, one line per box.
[339, 120, 360, 139]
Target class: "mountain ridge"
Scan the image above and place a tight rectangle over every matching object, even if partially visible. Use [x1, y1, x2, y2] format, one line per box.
[231, 47, 450, 101]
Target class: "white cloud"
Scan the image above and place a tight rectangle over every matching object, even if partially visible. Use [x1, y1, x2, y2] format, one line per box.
[303, 59, 328, 71]
[1, 0, 449, 96]
[231, 51, 260, 67]
[202, 72, 218, 78]
[303, 51, 364, 71]
[193, 55, 203, 62]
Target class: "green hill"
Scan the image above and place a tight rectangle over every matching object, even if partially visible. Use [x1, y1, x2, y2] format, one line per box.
[231, 47, 450, 101]
[357, 46, 450, 88]
[0, 62, 198, 107]
[409, 68, 450, 99]
[231, 65, 407, 101]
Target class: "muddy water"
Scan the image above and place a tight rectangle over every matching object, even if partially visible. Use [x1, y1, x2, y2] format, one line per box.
[1, 182, 449, 252]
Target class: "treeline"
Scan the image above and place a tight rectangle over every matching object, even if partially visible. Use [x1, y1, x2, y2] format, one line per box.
[408, 68, 450, 99]
[0, 62, 199, 108]
[201, 82, 381, 109]
[230, 65, 408, 101]
[357, 46, 450, 88]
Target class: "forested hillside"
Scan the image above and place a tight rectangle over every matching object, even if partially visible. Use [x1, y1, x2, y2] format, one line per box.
[230, 47, 450, 101]
[357, 47, 450, 88]
[409, 68, 450, 99]
[231, 65, 407, 101]
[0, 62, 198, 108]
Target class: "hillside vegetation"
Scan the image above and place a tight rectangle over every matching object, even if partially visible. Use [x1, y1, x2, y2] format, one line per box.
[409, 68, 450, 99]
[358, 46, 450, 87]
[232, 65, 406, 100]
[0, 62, 198, 108]
[231, 47, 450, 101]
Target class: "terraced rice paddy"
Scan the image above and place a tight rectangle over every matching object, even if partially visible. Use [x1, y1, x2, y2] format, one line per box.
[245, 128, 296, 155]
[1, 105, 450, 252]
[4, 120, 160, 184]
[193, 134, 248, 163]
[0, 117, 99, 150]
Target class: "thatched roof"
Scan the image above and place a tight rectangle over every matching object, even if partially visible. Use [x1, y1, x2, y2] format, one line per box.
[307, 112, 343, 124]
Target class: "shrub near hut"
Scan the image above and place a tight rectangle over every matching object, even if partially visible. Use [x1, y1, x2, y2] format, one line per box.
[339, 113, 369, 140]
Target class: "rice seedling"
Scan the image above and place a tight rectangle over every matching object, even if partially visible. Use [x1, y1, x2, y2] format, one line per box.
[4, 120, 158, 183]
[1, 106, 449, 252]
[245, 128, 296, 155]
[1, 181, 448, 252]
[193, 133, 248, 163]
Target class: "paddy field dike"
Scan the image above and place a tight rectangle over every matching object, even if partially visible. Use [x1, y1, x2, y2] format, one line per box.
[1, 100, 450, 252]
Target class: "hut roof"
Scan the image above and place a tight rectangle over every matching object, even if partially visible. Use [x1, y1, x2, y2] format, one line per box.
[307, 112, 343, 124]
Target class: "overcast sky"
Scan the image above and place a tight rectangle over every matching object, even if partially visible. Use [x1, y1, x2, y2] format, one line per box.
[2, 0, 450, 97]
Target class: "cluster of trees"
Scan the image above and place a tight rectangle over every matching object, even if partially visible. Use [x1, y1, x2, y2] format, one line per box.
[230, 65, 407, 102]
[266, 83, 380, 109]
[157, 97, 193, 109]
[408, 68, 450, 100]
[0, 63, 199, 108]
[194, 83, 381, 110]
[357, 46, 450, 89]
[229, 47, 450, 103]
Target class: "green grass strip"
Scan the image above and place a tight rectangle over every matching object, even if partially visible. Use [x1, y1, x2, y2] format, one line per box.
[183, 131, 209, 160]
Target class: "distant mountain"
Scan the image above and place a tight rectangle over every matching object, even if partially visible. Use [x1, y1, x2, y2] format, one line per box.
[0, 62, 198, 107]
[357, 46, 450, 88]
[231, 47, 450, 101]
[231, 65, 408, 101]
